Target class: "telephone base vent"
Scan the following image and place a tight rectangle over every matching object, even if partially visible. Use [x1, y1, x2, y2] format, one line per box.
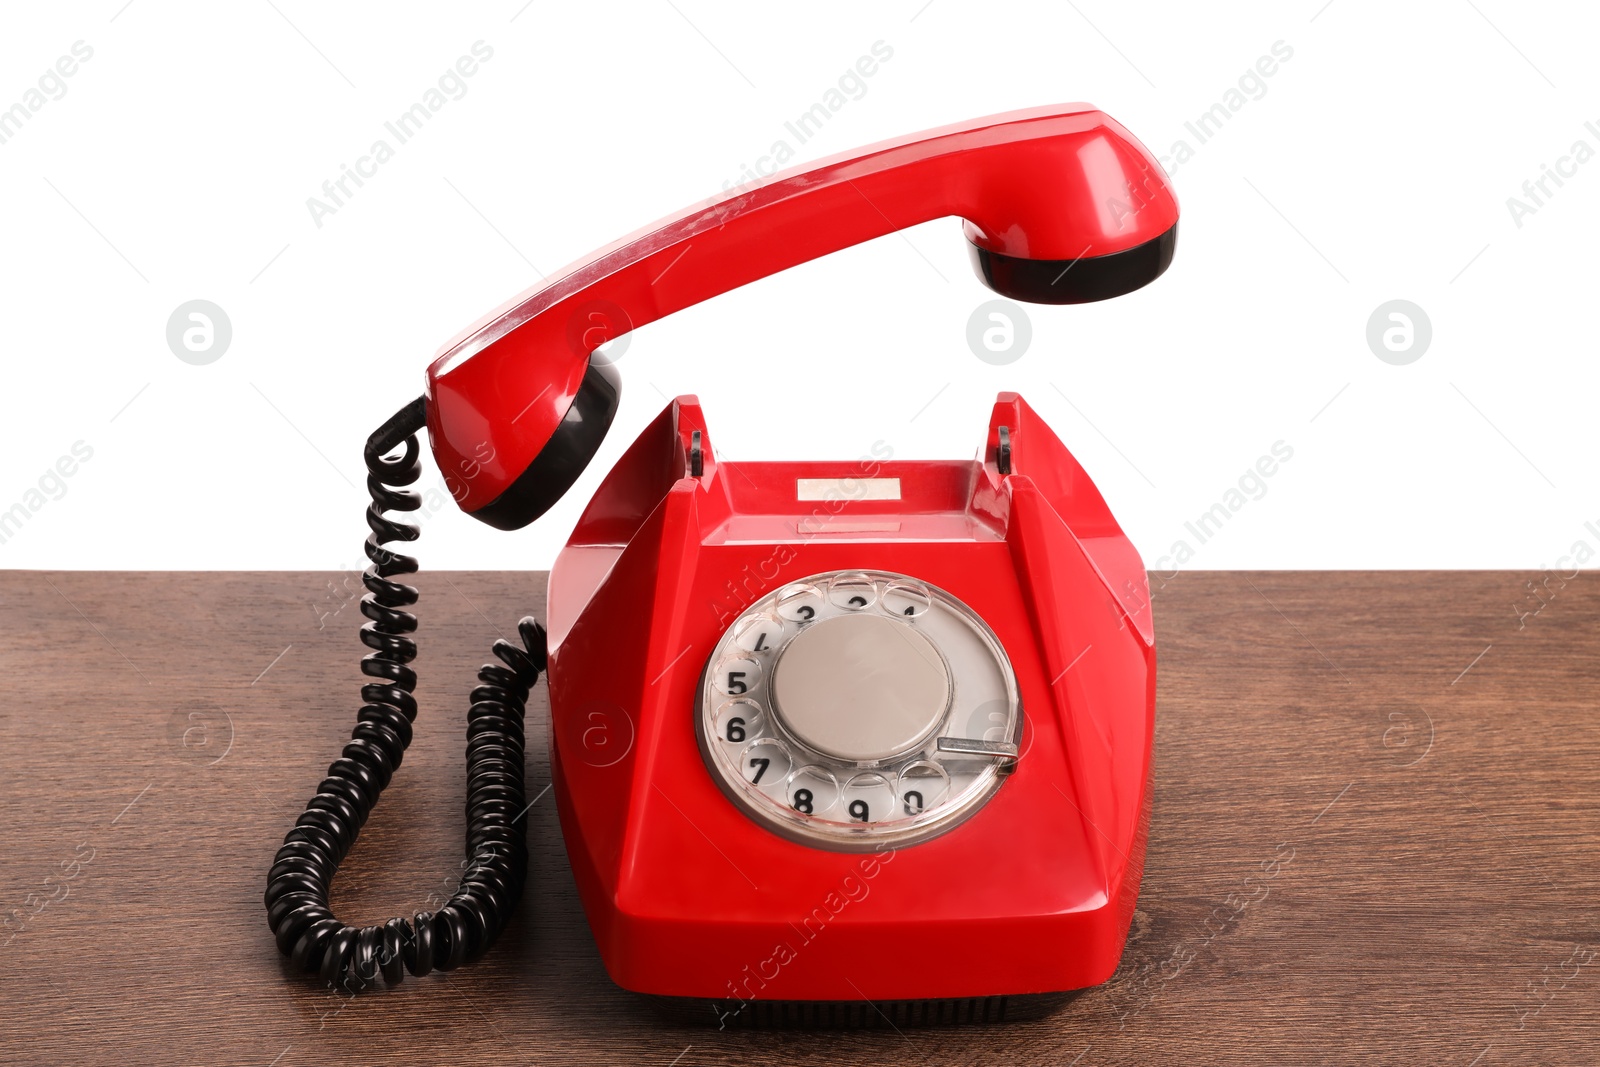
[646, 991, 1078, 1029]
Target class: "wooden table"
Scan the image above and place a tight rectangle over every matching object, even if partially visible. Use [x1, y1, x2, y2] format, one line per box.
[2, 570, 1594, 1065]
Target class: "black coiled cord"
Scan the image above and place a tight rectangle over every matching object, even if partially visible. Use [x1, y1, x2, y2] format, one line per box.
[264, 396, 544, 989]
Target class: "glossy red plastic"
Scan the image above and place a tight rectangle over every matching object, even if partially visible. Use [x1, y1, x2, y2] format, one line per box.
[543, 394, 1156, 1003]
[424, 104, 1178, 514]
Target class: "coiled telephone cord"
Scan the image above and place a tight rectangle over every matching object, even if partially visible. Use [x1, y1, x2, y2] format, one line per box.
[263, 397, 543, 988]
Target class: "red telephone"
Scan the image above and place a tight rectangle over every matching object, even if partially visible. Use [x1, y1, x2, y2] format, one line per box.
[265, 104, 1177, 1023]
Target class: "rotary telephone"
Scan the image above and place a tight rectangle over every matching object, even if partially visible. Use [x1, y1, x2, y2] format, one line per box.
[264, 104, 1177, 1023]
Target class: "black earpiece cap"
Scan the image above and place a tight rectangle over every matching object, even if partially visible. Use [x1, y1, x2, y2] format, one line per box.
[968, 223, 1177, 305]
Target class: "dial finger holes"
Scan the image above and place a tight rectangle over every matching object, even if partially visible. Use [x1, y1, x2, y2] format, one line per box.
[786, 765, 839, 817]
[842, 772, 895, 824]
[733, 613, 784, 655]
[827, 573, 877, 611]
[882, 580, 932, 619]
[893, 760, 950, 821]
[776, 584, 824, 623]
[715, 699, 761, 747]
[741, 738, 791, 790]
[697, 569, 1020, 850]
[713, 656, 762, 697]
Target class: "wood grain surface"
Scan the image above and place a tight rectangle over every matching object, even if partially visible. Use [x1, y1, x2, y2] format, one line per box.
[1, 569, 1595, 1066]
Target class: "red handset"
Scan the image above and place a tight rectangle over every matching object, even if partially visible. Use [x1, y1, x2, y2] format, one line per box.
[425, 104, 1177, 527]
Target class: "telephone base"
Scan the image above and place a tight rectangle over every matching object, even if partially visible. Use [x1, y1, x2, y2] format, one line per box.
[547, 393, 1156, 1004]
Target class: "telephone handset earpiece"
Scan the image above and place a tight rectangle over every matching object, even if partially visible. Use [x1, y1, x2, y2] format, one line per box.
[265, 104, 1177, 993]
[426, 104, 1177, 530]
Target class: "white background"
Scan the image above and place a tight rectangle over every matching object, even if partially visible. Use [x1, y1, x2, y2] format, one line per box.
[1, 0, 1594, 573]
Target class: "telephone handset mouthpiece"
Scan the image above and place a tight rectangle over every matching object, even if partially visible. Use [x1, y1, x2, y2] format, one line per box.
[424, 104, 1178, 529]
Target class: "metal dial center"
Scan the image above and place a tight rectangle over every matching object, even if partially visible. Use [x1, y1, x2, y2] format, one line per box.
[770, 613, 950, 763]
